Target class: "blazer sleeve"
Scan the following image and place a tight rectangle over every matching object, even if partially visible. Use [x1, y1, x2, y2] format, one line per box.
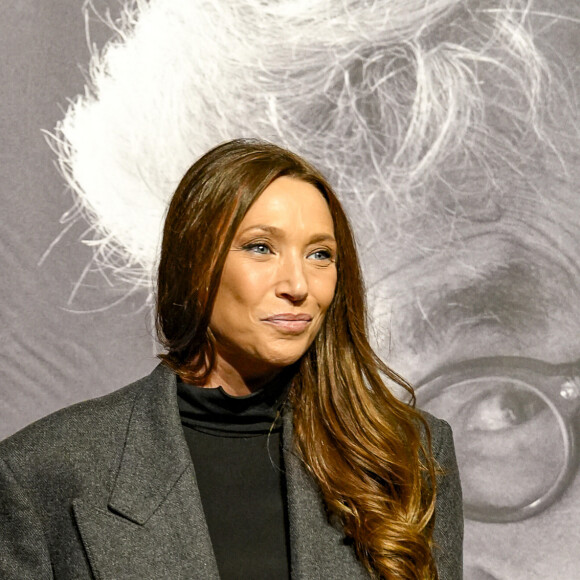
[431, 419, 464, 580]
[0, 458, 53, 580]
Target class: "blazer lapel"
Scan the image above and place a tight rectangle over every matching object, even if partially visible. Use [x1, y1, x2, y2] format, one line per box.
[72, 365, 368, 579]
[282, 413, 369, 579]
[73, 365, 220, 580]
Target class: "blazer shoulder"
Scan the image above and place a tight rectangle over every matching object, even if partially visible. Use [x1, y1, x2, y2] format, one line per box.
[420, 411, 464, 578]
[416, 409, 455, 462]
[0, 365, 164, 470]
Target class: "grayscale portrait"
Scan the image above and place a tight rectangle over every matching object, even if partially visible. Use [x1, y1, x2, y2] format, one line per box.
[1, 0, 579, 578]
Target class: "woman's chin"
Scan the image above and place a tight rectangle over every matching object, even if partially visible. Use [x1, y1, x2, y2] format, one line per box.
[251, 348, 307, 374]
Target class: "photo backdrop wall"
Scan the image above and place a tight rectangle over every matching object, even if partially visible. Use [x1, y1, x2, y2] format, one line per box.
[2, 1, 579, 578]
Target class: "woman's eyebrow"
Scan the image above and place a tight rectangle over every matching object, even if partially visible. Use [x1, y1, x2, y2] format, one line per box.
[309, 233, 337, 244]
[238, 225, 336, 243]
[238, 225, 283, 236]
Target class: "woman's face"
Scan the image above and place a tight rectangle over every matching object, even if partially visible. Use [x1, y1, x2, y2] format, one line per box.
[209, 176, 337, 381]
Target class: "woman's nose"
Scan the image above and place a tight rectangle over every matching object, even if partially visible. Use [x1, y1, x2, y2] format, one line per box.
[275, 255, 308, 303]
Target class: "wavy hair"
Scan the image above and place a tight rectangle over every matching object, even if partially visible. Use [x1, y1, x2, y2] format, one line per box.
[156, 138, 438, 579]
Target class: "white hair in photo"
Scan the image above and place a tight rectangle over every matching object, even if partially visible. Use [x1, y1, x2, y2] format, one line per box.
[52, 0, 558, 290]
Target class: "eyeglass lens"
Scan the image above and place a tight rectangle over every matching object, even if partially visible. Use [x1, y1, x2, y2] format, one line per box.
[419, 376, 567, 512]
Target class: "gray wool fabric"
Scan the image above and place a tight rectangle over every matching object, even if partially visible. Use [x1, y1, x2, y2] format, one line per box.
[0, 364, 463, 579]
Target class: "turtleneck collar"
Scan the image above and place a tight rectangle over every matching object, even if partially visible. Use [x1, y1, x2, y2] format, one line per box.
[176, 366, 295, 435]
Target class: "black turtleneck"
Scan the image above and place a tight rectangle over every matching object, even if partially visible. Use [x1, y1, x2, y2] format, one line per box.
[177, 372, 291, 580]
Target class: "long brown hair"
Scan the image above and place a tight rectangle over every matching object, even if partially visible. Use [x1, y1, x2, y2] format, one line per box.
[156, 139, 438, 579]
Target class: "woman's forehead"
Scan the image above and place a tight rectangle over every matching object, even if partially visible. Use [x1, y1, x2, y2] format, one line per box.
[237, 177, 334, 233]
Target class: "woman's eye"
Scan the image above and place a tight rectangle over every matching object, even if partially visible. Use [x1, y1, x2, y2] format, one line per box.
[309, 249, 333, 261]
[244, 243, 271, 255]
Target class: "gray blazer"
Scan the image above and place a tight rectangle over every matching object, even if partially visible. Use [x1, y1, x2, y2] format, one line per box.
[0, 364, 463, 579]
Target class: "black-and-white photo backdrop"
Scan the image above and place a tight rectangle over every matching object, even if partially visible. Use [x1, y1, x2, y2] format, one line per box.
[2, 1, 579, 577]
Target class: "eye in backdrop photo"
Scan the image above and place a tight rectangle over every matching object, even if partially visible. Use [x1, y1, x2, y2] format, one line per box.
[1, 1, 579, 578]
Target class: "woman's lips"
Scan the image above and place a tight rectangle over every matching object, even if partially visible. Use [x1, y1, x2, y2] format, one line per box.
[263, 313, 312, 334]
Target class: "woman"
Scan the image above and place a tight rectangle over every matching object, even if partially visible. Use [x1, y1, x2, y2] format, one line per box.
[0, 139, 462, 579]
